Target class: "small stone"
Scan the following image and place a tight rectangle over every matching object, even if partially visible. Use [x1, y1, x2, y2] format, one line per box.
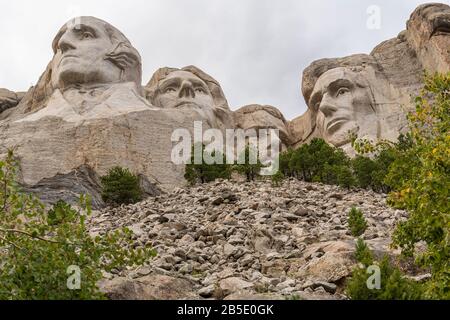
[228, 235, 244, 245]
[266, 252, 281, 260]
[304, 281, 337, 294]
[198, 285, 216, 298]
[223, 243, 237, 257]
[219, 277, 254, 296]
[330, 193, 344, 200]
[292, 206, 309, 217]
[212, 197, 224, 206]
[136, 266, 152, 277]
[179, 263, 193, 274]
[179, 234, 195, 244]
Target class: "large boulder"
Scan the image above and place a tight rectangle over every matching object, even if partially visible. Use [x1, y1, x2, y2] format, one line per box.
[99, 274, 199, 300]
[0, 88, 24, 115]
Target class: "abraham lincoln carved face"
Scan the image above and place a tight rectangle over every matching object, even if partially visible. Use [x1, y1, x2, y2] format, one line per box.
[50, 16, 142, 90]
[310, 67, 379, 148]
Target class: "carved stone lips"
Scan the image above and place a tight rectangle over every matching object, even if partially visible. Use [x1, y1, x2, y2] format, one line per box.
[174, 101, 200, 109]
[58, 54, 79, 66]
[326, 117, 349, 132]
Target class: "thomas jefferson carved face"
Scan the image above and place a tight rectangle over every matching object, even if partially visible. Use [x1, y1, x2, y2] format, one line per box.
[155, 70, 215, 111]
[310, 68, 378, 147]
[51, 17, 141, 90]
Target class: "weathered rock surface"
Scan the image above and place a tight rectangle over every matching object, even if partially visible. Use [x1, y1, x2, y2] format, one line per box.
[234, 104, 292, 149]
[290, 3, 450, 151]
[99, 274, 199, 300]
[0, 18, 236, 207]
[0, 106, 215, 207]
[88, 179, 417, 300]
[0, 17, 285, 207]
[0, 88, 24, 115]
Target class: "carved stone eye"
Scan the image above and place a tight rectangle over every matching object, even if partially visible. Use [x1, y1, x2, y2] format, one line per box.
[195, 88, 206, 94]
[337, 88, 349, 97]
[82, 32, 94, 39]
[165, 88, 176, 93]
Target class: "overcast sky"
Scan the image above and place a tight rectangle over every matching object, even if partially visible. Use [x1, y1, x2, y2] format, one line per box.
[0, 0, 432, 119]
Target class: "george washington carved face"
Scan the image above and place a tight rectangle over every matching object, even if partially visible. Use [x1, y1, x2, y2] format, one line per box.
[310, 67, 379, 147]
[51, 17, 141, 90]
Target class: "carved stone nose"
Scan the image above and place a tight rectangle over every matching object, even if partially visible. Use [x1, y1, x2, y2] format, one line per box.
[57, 33, 76, 53]
[319, 95, 338, 117]
[179, 81, 195, 99]
[59, 41, 76, 53]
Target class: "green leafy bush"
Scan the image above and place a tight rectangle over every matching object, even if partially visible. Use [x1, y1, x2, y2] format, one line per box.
[355, 238, 374, 266]
[101, 166, 143, 205]
[346, 255, 424, 300]
[184, 143, 232, 185]
[336, 165, 356, 189]
[386, 73, 450, 299]
[234, 145, 265, 182]
[348, 207, 368, 237]
[278, 138, 356, 188]
[352, 156, 378, 189]
[271, 170, 284, 187]
[0, 151, 155, 299]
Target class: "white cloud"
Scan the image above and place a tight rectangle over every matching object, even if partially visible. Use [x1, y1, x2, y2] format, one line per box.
[0, 0, 428, 119]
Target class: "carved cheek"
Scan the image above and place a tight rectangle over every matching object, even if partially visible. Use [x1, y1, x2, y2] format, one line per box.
[157, 93, 178, 108]
[199, 95, 214, 107]
[354, 93, 374, 115]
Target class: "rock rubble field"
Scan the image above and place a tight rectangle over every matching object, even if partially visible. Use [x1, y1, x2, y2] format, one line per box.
[90, 179, 410, 300]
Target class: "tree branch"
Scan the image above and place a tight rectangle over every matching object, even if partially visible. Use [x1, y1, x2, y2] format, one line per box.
[0, 235, 24, 250]
[0, 228, 65, 245]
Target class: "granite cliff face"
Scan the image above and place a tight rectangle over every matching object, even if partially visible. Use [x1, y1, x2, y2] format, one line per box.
[290, 3, 450, 151]
[0, 17, 236, 207]
[0, 4, 449, 206]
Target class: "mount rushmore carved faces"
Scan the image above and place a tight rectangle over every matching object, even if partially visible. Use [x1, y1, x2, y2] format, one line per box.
[310, 67, 379, 148]
[51, 16, 142, 91]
